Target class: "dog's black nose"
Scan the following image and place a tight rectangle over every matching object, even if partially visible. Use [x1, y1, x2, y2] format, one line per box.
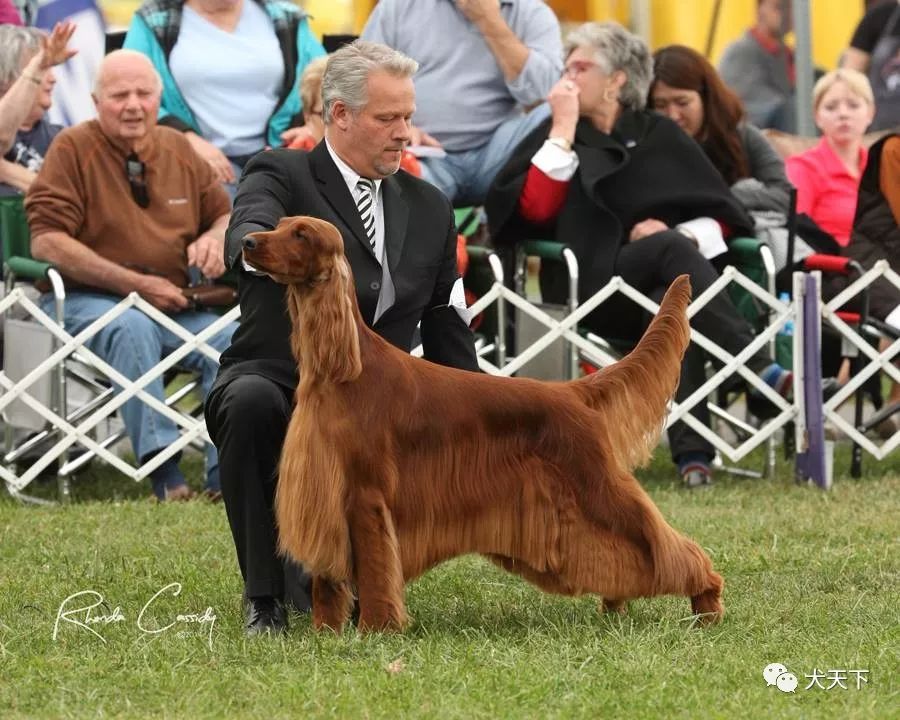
[242, 235, 257, 250]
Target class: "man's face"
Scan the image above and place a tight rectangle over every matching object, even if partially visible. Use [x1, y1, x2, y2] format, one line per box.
[758, 0, 787, 38]
[330, 70, 414, 179]
[92, 59, 161, 144]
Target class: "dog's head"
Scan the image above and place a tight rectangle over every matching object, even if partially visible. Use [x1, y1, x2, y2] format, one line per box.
[242, 216, 345, 286]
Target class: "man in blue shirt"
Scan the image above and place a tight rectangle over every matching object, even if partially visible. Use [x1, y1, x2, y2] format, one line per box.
[363, 0, 562, 205]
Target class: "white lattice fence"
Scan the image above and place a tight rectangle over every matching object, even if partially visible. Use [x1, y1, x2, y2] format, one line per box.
[5, 262, 898, 497]
[1, 287, 239, 494]
[466, 265, 798, 464]
[818, 260, 900, 459]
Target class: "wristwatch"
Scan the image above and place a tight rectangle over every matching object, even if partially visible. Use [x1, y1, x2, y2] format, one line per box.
[547, 136, 573, 153]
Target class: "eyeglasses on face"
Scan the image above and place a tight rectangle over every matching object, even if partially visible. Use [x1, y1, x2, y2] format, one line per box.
[126, 152, 149, 208]
[564, 60, 600, 78]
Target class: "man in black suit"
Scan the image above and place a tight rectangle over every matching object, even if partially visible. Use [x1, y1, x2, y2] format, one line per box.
[205, 40, 480, 636]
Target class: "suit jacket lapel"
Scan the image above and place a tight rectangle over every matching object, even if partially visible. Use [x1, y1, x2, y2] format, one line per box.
[382, 175, 408, 273]
[309, 143, 378, 261]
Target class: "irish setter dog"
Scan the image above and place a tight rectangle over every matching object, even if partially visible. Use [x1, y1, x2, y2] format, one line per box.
[242, 216, 724, 632]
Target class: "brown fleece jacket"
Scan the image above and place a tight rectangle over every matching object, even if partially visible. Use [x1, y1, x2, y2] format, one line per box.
[25, 120, 230, 288]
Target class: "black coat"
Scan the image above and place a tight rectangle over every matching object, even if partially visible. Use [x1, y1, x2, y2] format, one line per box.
[486, 110, 754, 305]
[216, 143, 479, 391]
[847, 134, 900, 322]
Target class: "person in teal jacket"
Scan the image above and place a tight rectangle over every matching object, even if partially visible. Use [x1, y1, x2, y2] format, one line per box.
[124, 0, 325, 198]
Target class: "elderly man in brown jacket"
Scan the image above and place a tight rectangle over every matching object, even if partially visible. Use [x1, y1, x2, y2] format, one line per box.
[26, 50, 235, 501]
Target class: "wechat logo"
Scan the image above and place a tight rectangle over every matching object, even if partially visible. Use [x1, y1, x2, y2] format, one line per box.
[763, 662, 799, 693]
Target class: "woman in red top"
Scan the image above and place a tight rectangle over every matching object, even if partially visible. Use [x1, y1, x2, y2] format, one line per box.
[488, 22, 793, 488]
[786, 69, 875, 247]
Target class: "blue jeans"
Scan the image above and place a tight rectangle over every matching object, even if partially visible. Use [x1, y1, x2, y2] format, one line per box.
[419, 104, 551, 206]
[39, 292, 237, 486]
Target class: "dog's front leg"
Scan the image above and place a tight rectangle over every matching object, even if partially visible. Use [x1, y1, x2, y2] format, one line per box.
[348, 488, 407, 632]
[311, 576, 354, 632]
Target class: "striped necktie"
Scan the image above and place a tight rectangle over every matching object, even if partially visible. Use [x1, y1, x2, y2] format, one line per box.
[356, 178, 376, 252]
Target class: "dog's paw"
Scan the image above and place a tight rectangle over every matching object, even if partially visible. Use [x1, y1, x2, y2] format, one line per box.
[690, 589, 724, 626]
[600, 597, 628, 615]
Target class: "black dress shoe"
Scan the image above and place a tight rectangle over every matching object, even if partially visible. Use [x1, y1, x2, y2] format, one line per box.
[245, 596, 288, 637]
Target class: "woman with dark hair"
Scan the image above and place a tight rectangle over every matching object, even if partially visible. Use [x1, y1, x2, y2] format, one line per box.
[487, 22, 792, 488]
[650, 44, 792, 219]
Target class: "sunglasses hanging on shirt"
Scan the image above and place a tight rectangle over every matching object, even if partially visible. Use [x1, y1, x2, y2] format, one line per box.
[126, 152, 150, 208]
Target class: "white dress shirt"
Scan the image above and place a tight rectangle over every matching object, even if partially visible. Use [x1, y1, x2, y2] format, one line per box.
[325, 140, 386, 264]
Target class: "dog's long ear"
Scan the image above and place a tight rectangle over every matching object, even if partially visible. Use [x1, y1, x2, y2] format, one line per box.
[289, 219, 308, 239]
[312, 218, 346, 256]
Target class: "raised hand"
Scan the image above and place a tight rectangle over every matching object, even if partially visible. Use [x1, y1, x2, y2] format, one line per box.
[39, 21, 78, 69]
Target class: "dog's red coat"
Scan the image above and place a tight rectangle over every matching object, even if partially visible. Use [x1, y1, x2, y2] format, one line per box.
[244, 216, 724, 632]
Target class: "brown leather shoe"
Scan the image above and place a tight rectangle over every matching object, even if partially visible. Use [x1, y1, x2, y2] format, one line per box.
[163, 484, 196, 502]
[201, 488, 223, 503]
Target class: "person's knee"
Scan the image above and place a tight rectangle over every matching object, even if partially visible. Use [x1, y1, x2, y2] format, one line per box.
[208, 375, 291, 442]
[656, 229, 701, 256]
[95, 308, 161, 361]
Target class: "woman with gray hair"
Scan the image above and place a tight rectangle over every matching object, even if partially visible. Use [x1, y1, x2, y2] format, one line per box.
[487, 21, 792, 488]
[0, 21, 75, 195]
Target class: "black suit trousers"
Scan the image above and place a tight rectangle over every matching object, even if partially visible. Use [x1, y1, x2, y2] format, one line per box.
[205, 372, 310, 608]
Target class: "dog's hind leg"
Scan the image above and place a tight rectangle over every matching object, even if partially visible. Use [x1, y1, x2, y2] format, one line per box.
[573, 470, 724, 624]
[566, 512, 724, 625]
[312, 576, 354, 632]
[348, 488, 408, 632]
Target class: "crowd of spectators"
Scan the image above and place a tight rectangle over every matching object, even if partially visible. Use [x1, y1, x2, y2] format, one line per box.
[1, 1, 898, 499]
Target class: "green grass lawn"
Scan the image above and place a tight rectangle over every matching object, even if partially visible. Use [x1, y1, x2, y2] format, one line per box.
[0, 447, 897, 719]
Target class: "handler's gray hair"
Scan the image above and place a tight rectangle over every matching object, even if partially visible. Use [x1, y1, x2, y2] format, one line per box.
[564, 21, 653, 111]
[322, 40, 418, 124]
[0, 25, 43, 96]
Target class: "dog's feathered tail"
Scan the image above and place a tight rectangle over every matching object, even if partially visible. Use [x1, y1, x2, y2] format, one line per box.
[569, 276, 719, 602]
[573, 274, 692, 474]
